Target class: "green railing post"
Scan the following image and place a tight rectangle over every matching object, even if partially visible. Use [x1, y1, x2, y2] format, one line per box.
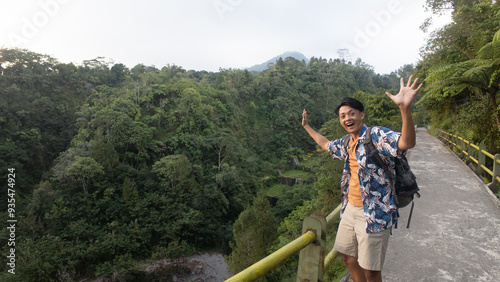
[468, 141, 475, 164]
[443, 131, 447, 144]
[297, 213, 326, 282]
[441, 130, 446, 144]
[489, 154, 500, 193]
[460, 137, 467, 159]
[477, 145, 486, 176]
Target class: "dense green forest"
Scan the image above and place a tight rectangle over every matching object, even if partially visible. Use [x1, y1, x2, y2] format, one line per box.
[0, 0, 498, 281]
[0, 47, 406, 280]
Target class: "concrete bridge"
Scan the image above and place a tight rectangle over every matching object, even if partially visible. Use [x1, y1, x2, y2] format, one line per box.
[383, 128, 500, 281]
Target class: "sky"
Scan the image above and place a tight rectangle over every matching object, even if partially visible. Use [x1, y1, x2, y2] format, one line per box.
[0, 0, 452, 75]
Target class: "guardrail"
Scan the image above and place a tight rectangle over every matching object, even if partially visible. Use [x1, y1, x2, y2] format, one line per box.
[437, 129, 500, 193]
[225, 203, 343, 281]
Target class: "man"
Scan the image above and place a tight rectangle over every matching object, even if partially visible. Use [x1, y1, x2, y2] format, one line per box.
[302, 76, 422, 282]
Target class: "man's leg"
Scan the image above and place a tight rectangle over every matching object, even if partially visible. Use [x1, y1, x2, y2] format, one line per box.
[354, 225, 390, 282]
[351, 205, 390, 282]
[341, 254, 366, 282]
[335, 203, 361, 280]
[364, 269, 382, 282]
[341, 253, 384, 282]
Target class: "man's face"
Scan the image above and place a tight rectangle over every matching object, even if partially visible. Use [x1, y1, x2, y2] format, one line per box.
[338, 105, 365, 136]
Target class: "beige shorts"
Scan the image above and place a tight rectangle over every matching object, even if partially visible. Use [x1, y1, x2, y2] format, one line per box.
[333, 202, 391, 271]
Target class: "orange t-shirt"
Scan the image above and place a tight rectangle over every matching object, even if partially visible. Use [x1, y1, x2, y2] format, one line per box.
[348, 138, 363, 207]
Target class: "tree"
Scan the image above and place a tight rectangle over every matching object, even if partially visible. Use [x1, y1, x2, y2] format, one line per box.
[122, 177, 139, 205]
[207, 128, 240, 172]
[152, 155, 193, 194]
[226, 194, 277, 275]
[109, 63, 129, 86]
[89, 107, 158, 166]
[66, 156, 104, 193]
[27, 181, 55, 226]
[354, 90, 402, 130]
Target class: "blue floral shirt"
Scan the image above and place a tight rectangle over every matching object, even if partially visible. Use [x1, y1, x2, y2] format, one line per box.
[328, 124, 401, 233]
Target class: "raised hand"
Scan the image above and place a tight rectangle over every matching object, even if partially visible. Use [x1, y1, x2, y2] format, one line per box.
[385, 75, 423, 108]
[302, 109, 308, 127]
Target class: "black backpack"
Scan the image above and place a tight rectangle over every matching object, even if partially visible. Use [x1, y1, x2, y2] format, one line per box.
[343, 126, 420, 228]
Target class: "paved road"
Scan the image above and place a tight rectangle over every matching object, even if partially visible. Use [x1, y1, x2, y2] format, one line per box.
[383, 128, 500, 281]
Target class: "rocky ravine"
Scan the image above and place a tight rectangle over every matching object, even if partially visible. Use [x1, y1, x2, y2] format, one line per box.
[145, 252, 233, 282]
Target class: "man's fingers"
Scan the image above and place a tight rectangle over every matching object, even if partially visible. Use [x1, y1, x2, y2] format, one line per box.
[411, 77, 419, 88]
[407, 75, 414, 87]
[416, 83, 423, 92]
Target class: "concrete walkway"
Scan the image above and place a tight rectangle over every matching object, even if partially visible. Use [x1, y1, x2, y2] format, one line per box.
[383, 128, 500, 281]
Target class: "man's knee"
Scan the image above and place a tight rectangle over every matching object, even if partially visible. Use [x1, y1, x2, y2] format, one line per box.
[341, 253, 357, 266]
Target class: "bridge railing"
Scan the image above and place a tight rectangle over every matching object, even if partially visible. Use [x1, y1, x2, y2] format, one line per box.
[225, 203, 343, 281]
[437, 129, 500, 192]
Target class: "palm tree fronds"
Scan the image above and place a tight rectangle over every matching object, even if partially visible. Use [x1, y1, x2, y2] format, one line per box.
[493, 28, 500, 46]
[477, 42, 500, 60]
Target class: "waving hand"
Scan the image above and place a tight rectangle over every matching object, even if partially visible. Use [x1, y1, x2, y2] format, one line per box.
[385, 75, 423, 109]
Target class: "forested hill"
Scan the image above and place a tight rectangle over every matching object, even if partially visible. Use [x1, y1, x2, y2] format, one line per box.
[0, 47, 407, 280]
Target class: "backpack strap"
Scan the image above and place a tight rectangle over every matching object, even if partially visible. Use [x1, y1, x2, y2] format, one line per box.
[406, 201, 415, 228]
[363, 126, 400, 206]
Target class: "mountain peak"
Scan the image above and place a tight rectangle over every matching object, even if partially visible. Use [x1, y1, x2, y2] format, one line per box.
[246, 51, 309, 72]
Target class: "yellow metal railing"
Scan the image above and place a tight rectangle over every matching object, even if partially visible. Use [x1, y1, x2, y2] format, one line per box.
[225, 203, 343, 281]
[437, 129, 500, 187]
[225, 231, 317, 282]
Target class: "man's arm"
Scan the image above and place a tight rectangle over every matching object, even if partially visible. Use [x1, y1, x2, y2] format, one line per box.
[385, 75, 423, 151]
[302, 109, 330, 151]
